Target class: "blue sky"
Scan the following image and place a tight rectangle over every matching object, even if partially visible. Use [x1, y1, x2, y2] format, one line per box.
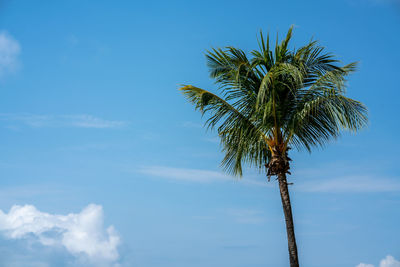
[0, 0, 399, 266]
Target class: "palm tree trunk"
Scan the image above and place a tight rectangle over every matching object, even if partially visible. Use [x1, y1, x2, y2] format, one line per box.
[277, 172, 299, 267]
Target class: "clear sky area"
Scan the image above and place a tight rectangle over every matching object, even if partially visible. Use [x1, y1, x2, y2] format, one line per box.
[0, 0, 399, 266]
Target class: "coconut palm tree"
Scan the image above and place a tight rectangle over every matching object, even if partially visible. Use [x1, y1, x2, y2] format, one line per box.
[180, 26, 368, 267]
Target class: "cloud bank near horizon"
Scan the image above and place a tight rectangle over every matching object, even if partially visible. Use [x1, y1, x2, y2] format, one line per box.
[0, 204, 120, 266]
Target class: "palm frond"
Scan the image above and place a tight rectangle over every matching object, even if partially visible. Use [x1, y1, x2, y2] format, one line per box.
[180, 27, 368, 177]
[180, 85, 271, 176]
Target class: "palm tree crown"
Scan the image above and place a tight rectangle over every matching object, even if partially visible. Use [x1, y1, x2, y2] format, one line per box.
[180, 26, 367, 177]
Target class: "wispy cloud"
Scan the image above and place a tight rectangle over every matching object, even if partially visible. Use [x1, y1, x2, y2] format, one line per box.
[204, 137, 220, 144]
[297, 176, 400, 193]
[226, 209, 266, 224]
[139, 166, 229, 183]
[0, 31, 20, 77]
[347, 0, 400, 11]
[181, 121, 203, 128]
[0, 204, 120, 266]
[59, 143, 113, 152]
[140, 163, 400, 193]
[66, 34, 79, 46]
[357, 255, 400, 267]
[0, 113, 128, 129]
[370, 0, 400, 5]
[288, 160, 400, 193]
[138, 165, 270, 186]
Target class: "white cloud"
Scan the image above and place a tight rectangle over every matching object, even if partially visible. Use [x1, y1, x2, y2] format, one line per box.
[297, 176, 400, 193]
[0, 113, 128, 129]
[0, 204, 120, 266]
[381, 256, 400, 267]
[0, 31, 20, 77]
[356, 255, 400, 267]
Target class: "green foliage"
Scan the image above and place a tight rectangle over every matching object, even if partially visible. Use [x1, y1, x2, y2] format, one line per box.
[180, 26, 368, 176]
